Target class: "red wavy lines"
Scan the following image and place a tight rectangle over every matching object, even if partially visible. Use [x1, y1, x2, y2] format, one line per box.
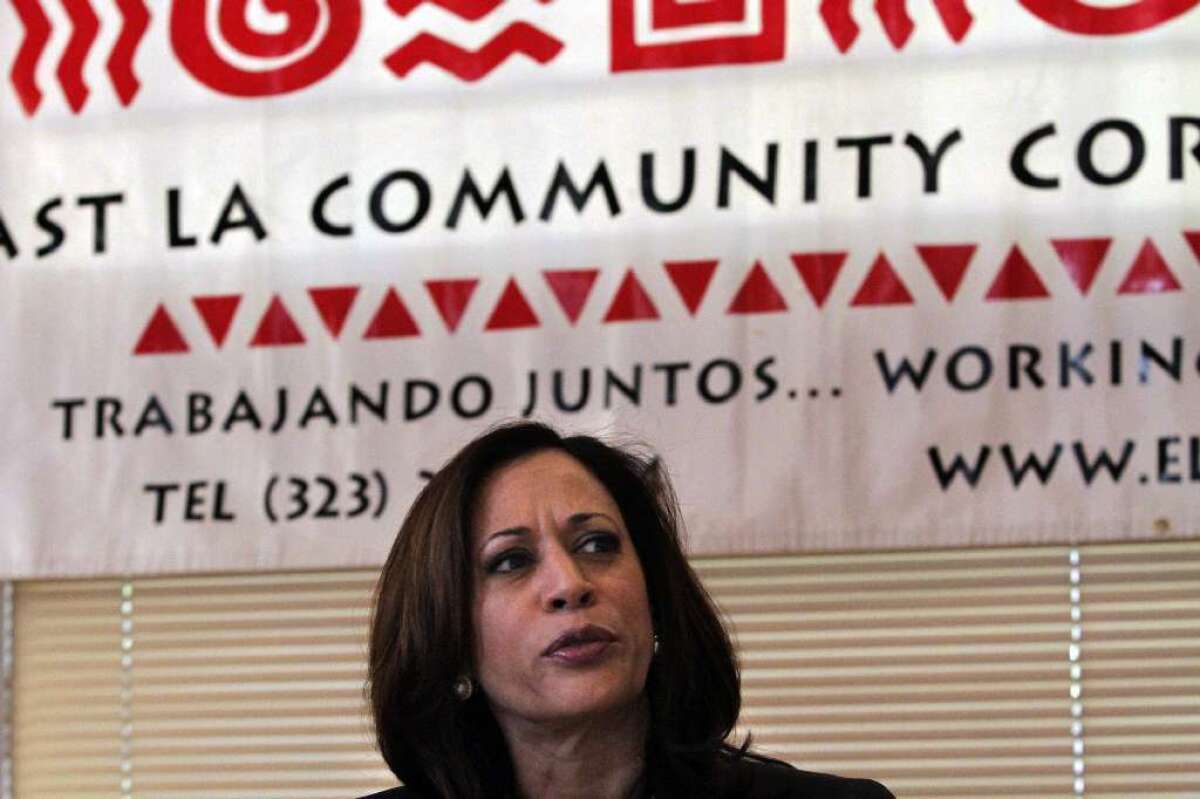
[388, 0, 505, 21]
[819, 0, 859, 53]
[385, 22, 563, 81]
[820, 0, 974, 52]
[108, 0, 151, 106]
[874, 0, 916, 49]
[11, 0, 51, 114]
[11, 0, 150, 114]
[58, 0, 101, 112]
[933, 0, 973, 42]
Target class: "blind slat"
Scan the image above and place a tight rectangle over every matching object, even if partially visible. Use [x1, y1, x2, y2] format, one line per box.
[12, 540, 1200, 798]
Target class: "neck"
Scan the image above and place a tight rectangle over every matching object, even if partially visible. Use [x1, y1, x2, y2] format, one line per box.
[496, 698, 650, 799]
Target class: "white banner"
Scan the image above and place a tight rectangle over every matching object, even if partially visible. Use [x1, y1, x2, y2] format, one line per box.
[1, 0, 1198, 577]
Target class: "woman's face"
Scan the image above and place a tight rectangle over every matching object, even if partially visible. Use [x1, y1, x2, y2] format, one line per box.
[469, 449, 654, 729]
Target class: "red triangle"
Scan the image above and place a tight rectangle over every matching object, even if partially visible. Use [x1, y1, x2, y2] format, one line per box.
[307, 286, 359, 339]
[850, 253, 913, 307]
[1182, 230, 1200, 264]
[133, 304, 189, 355]
[425, 279, 479, 332]
[790, 252, 847, 308]
[916, 244, 975, 302]
[484, 278, 540, 330]
[603, 270, 660, 323]
[364, 288, 421, 339]
[542, 269, 598, 324]
[1051, 238, 1111, 296]
[1117, 239, 1181, 295]
[663, 260, 718, 316]
[985, 246, 1050, 301]
[250, 295, 307, 347]
[191, 295, 241, 348]
[727, 261, 787, 314]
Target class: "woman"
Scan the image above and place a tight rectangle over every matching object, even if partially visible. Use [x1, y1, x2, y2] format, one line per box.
[364, 422, 892, 798]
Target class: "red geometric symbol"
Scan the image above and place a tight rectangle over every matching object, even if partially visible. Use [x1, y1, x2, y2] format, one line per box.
[12, 0, 150, 115]
[133, 304, 189, 355]
[1051, 238, 1111, 296]
[57, 0, 98, 112]
[850, 253, 914, 306]
[308, 286, 360, 339]
[790, 251, 847, 308]
[611, 0, 786, 72]
[819, 0, 974, 53]
[653, 0, 746, 26]
[389, 0, 506, 20]
[604, 270, 660, 322]
[1184, 230, 1200, 264]
[727, 261, 787, 314]
[916, 244, 975, 302]
[663, 259, 719, 315]
[1117, 239, 1181, 295]
[109, 0, 151, 105]
[250, 295, 307, 347]
[425, 279, 479, 332]
[385, 0, 564, 85]
[386, 23, 563, 81]
[985, 246, 1050, 301]
[543, 269, 600, 325]
[170, 0, 361, 97]
[1016, 0, 1200, 35]
[193, 294, 242, 347]
[364, 288, 421, 339]
[485, 278, 540, 330]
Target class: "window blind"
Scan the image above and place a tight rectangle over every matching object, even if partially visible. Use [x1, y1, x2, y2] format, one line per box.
[1073, 541, 1200, 798]
[10, 540, 1199, 799]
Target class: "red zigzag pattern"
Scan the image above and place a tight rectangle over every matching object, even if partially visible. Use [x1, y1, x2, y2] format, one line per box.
[384, 22, 563, 81]
[11, 0, 150, 115]
[134, 232, 1199, 355]
[819, 0, 973, 53]
[388, 0, 506, 21]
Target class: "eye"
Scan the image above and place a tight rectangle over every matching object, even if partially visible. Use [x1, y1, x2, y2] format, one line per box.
[577, 532, 620, 555]
[486, 548, 533, 575]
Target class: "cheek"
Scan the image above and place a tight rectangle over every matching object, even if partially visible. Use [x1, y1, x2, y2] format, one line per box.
[473, 596, 524, 681]
[613, 571, 654, 655]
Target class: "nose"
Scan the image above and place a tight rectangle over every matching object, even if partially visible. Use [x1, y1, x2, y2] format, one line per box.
[541, 547, 594, 612]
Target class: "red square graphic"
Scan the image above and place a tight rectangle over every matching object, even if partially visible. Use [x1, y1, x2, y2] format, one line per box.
[611, 0, 786, 72]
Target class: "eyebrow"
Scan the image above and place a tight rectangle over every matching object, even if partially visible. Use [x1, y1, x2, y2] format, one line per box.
[480, 512, 619, 548]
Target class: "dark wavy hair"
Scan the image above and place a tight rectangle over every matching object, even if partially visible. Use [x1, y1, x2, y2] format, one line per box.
[368, 421, 743, 798]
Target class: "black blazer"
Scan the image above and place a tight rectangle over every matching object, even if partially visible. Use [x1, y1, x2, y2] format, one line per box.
[359, 755, 894, 798]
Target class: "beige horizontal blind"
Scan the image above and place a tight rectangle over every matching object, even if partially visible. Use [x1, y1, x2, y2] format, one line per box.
[699, 546, 1080, 799]
[11, 540, 1200, 798]
[12, 579, 125, 798]
[1076, 541, 1200, 798]
[13, 573, 394, 799]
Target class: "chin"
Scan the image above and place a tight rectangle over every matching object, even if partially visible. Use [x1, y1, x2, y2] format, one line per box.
[538, 672, 645, 720]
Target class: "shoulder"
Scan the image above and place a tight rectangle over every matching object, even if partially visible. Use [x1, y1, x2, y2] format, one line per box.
[719, 753, 894, 799]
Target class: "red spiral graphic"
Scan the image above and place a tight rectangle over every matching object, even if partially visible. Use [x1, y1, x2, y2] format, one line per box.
[1017, 0, 1200, 35]
[170, 0, 361, 97]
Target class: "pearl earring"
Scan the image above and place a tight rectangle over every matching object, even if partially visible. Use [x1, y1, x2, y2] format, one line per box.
[453, 675, 474, 701]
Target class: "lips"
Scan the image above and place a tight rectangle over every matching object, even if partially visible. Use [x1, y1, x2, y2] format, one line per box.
[542, 624, 617, 657]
